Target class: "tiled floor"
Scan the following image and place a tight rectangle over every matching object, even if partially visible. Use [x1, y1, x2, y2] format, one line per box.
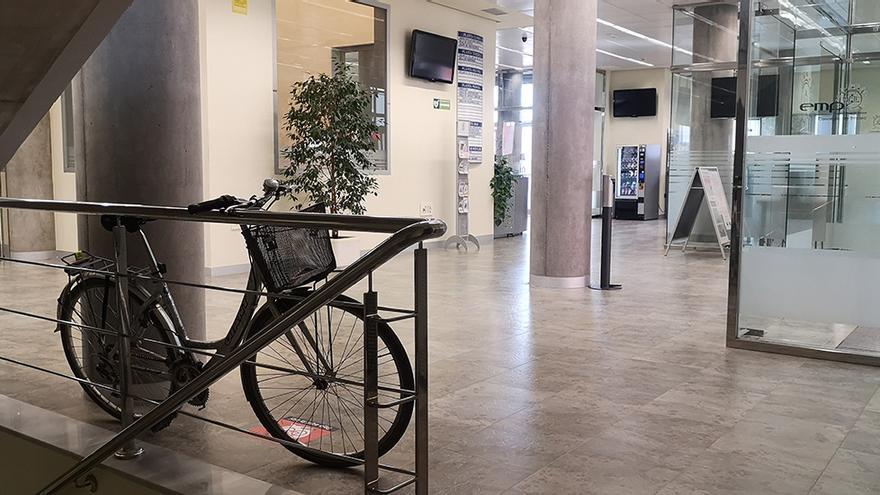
[2, 219, 880, 494]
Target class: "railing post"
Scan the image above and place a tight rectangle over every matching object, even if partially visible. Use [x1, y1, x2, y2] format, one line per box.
[112, 221, 144, 460]
[414, 244, 428, 495]
[363, 274, 379, 493]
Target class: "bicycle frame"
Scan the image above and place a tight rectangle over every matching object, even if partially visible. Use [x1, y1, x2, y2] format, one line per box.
[133, 227, 260, 353]
[125, 212, 337, 381]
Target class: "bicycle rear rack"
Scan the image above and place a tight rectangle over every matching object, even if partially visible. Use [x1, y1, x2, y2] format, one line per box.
[0, 197, 445, 494]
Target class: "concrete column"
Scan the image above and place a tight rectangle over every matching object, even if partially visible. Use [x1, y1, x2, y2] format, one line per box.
[691, 3, 738, 151]
[5, 114, 56, 258]
[689, 3, 738, 243]
[77, 0, 205, 337]
[530, 0, 597, 288]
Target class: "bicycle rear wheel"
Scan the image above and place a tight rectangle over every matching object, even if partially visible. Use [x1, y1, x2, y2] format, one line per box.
[240, 291, 414, 467]
[59, 276, 177, 419]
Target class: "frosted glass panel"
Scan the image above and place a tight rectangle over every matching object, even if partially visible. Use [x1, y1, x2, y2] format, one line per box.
[739, 135, 880, 355]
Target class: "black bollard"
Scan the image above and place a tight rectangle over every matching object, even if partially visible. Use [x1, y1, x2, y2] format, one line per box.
[590, 174, 622, 291]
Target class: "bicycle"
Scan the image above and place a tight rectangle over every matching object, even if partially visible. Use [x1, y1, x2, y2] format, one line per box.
[55, 179, 413, 467]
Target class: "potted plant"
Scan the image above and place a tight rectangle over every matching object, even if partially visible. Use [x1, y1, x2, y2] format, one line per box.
[490, 155, 517, 227]
[280, 63, 379, 266]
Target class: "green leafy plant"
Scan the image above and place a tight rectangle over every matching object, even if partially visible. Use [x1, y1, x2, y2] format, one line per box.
[281, 63, 379, 219]
[490, 155, 517, 226]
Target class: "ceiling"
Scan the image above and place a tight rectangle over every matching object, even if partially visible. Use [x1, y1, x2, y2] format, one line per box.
[435, 0, 729, 71]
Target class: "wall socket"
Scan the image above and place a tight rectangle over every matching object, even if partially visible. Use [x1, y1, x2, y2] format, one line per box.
[419, 201, 434, 218]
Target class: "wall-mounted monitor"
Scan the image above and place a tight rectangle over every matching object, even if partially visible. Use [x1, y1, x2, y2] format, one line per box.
[710, 77, 737, 118]
[612, 88, 657, 118]
[755, 74, 779, 118]
[409, 30, 458, 84]
[711, 75, 779, 119]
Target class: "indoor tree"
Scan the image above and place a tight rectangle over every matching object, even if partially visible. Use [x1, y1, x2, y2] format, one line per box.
[490, 155, 516, 226]
[281, 63, 379, 218]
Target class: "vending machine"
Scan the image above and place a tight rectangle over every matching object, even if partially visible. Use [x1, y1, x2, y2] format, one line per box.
[614, 144, 661, 221]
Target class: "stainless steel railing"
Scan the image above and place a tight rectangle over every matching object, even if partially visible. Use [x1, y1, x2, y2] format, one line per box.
[0, 197, 445, 494]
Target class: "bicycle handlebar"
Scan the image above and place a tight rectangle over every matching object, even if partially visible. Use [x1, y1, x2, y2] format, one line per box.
[188, 179, 292, 214]
[187, 195, 242, 214]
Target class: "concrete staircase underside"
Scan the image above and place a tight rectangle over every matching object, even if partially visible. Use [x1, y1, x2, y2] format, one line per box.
[0, 0, 132, 169]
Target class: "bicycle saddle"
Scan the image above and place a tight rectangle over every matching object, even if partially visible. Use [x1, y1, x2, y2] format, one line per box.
[100, 214, 154, 233]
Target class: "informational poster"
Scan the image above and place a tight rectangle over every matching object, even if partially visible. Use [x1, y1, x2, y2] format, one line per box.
[502, 121, 516, 156]
[450, 31, 483, 240]
[699, 168, 731, 230]
[457, 32, 484, 165]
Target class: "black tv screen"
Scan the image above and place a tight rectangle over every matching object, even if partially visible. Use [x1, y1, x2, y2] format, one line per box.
[755, 74, 779, 118]
[613, 88, 657, 117]
[711, 75, 779, 118]
[409, 30, 458, 84]
[710, 77, 737, 118]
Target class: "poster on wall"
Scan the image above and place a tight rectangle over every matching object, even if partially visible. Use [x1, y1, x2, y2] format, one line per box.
[502, 121, 516, 156]
[457, 32, 484, 165]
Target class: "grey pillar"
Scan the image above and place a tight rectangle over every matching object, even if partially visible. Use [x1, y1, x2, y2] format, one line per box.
[691, 3, 738, 150]
[530, 0, 597, 288]
[77, 0, 205, 338]
[5, 114, 56, 257]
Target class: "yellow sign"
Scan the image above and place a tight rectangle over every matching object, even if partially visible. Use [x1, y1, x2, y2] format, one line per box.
[232, 0, 248, 15]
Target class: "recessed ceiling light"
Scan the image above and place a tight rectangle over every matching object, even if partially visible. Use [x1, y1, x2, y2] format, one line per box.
[597, 18, 697, 59]
[497, 45, 533, 57]
[597, 48, 654, 67]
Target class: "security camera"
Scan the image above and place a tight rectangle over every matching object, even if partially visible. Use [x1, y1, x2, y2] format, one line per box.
[522, 34, 528, 43]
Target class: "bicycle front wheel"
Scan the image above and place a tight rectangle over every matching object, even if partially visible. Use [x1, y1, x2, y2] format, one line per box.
[240, 291, 414, 467]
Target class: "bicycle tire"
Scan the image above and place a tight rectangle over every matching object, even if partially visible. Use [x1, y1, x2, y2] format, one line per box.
[240, 291, 414, 467]
[59, 276, 177, 419]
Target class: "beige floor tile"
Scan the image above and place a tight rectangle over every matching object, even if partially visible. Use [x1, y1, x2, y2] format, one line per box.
[810, 449, 880, 495]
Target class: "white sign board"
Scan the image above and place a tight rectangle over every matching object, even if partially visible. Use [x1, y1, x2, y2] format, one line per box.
[665, 167, 731, 259]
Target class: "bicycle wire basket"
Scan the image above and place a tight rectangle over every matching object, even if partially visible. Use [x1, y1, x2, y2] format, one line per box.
[241, 204, 337, 294]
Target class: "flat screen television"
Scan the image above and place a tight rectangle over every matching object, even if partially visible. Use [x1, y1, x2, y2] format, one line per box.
[711, 75, 779, 118]
[710, 77, 738, 118]
[613, 88, 657, 118]
[409, 30, 458, 84]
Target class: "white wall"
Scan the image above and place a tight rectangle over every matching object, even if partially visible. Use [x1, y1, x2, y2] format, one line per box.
[364, 0, 495, 247]
[199, 0, 277, 271]
[48, 100, 78, 252]
[603, 68, 671, 208]
[199, 0, 496, 272]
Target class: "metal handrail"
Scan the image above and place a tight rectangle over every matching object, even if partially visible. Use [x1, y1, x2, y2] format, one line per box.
[0, 197, 444, 494]
[0, 197, 435, 234]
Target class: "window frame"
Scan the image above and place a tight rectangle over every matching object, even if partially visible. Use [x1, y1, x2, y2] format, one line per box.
[272, 0, 391, 175]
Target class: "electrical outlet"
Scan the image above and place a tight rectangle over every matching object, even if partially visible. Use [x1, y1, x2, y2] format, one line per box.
[419, 202, 434, 218]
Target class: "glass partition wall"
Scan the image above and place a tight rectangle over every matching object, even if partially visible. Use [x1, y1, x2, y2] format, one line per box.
[668, 2, 739, 245]
[729, 0, 880, 364]
[494, 70, 606, 215]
